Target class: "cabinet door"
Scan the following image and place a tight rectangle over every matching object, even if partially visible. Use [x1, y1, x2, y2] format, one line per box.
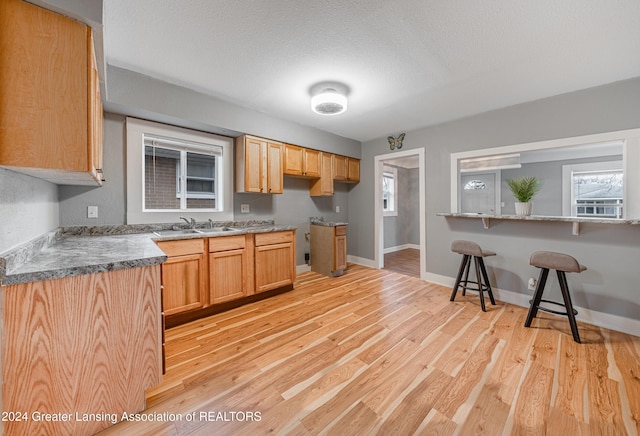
[244, 136, 266, 193]
[333, 155, 348, 181]
[284, 144, 304, 176]
[0, 0, 102, 185]
[303, 148, 321, 178]
[161, 253, 207, 315]
[310, 152, 334, 196]
[267, 141, 283, 193]
[347, 158, 360, 183]
[209, 249, 247, 304]
[334, 234, 347, 271]
[88, 31, 104, 184]
[255, 242, 295, 293]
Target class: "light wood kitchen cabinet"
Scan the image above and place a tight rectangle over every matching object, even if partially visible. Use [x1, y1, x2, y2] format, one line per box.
[284, 144, 321, 178]
[0, 0, 104, 185]
[235, 135, 283, 194]
[333, 155, 360, 183]
[347, 157, 360, 183]
[254, 231, 296, 293]
[1, 265, 162, 435]
[310, 152, 334, 196]
[333, 154, 348, 181]
[209, 234, 254, 304]
[156, 239, 207, 315]
[310, 224, 348, 277]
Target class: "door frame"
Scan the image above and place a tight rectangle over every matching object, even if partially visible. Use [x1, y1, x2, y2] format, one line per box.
[374, 148, 426, 280]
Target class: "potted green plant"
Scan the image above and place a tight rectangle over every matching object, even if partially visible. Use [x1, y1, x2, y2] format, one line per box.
[506, 177, 541, 216]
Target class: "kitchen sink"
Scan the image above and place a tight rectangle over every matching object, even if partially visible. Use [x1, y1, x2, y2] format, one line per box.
[153, 227, 240, 237]
[152, 228, 204, 237]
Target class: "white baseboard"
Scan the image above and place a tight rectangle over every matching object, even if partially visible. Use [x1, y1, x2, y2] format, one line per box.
[383, 244, 420, 254]
[347, 255, 377, 269]
[296, 264, 311, 274]
[424, 273, 640, 337]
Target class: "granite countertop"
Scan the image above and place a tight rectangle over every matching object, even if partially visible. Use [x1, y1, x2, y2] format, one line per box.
[310, 220, 348, 227]
[436, 212, 640, 225]
[0, 221, 297, 286]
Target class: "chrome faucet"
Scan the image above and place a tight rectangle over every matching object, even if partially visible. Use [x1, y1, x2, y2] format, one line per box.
[179, 216, 196, 229]
[208, 218, 214, 229]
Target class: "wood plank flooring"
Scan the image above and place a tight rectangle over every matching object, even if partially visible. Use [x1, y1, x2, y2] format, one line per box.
[101, 264, 640, 435]
[384, 248, 420, 278]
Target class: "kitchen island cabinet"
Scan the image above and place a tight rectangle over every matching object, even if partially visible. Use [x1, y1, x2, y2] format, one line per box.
[311, 223, 348, 277]
[0, 0, 104, 185]
[1, 265, 162, 435]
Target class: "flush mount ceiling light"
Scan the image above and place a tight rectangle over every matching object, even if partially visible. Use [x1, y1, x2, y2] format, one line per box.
[310, 83, 348, 115]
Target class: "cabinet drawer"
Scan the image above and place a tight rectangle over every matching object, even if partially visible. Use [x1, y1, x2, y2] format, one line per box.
[254, 231, 293, 246]
[209, 235, 246, 252]
[335, 226, 347, 236]
[156, 238, 205, 257]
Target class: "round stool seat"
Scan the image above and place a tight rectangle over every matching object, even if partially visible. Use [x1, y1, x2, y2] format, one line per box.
[451, 240, 496, 258]
[530, 251, 587, 273]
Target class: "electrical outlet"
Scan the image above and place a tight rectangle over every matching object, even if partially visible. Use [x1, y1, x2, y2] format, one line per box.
[240, 204, 250, 213]
[336, 205, 340, 213]
[527, 277, 538, 291]
[87, 205, 98, 219]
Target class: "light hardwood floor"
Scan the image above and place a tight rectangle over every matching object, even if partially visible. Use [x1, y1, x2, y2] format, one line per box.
[384, 248, 420, 278]
[101, 265, 640, 435]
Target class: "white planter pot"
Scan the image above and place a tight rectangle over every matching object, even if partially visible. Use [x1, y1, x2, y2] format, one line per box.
[515, 202, 532, 216]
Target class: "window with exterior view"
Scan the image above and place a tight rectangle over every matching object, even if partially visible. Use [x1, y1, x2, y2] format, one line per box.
[144, 136, 221, 211]
[573, 170, 623, 218]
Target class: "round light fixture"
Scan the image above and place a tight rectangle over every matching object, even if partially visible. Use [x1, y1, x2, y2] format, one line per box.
[310, 86, 348, 115]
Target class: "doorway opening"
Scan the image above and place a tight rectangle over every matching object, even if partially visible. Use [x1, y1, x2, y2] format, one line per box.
[374, 148, 426, 280]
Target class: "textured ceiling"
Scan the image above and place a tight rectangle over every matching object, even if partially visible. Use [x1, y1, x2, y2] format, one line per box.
[103, 0, 640, 142]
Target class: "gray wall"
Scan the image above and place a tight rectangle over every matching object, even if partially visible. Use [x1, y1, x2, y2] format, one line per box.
[59, 113, 352, 265]
[353, 77, 640, 320]
[384, 166, 420, 249]
[0, 168, 59, 253]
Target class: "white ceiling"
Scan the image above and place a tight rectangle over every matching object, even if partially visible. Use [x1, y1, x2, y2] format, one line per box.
[103, 0, 640, 142]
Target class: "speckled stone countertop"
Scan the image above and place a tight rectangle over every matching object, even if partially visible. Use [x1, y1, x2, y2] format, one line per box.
[0, 220, 296, 286]
[436, 212, 640, 224]
[309, 219, 348, 227]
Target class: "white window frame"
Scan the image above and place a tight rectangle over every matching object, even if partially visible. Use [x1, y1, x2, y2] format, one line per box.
[127, 117, 234, 224]
[382, 165, 398, 217]
[562, 160, 623, 218]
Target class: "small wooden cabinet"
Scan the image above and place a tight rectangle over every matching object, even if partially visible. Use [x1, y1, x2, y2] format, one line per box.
[254, 231, 296, 293]
[310, 152, 334, 196]
[235, 135, 283, 194]
[311, 224, 348, 277]
[284, 144, 321, 178]
[209, 234, 253, 304]
[347, 158, 360, 183]
[156, 239, 207, 315]
[0, 0, 104, 185]
[333, 154, 348, 181]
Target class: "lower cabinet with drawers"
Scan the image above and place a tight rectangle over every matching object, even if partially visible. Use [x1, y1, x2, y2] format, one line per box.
[157, 230, 296, 326]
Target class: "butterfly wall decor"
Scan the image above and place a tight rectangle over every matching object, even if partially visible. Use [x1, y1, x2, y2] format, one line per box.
[387, 133, 405, 150]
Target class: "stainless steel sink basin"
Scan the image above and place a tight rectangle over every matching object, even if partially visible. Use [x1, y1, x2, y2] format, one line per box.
[152, 228, 204, 236]
[200, 227, 237, 234]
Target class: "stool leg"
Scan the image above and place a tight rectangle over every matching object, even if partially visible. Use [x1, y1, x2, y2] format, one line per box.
[450, 254, 469, 302]
[525, 268, 548, 327]
[478, 257, 496, 306]
[557, 270, 581, 343]
[474, 256, 486, 312]
[461, 255, 471, 296]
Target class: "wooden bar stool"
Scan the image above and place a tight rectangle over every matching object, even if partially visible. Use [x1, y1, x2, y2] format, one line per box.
[525, 251, 586, 343]
[450, 240, 496, 312]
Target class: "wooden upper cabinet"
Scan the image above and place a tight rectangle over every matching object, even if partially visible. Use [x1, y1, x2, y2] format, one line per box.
[0, 0, 103, 185]
[333, 154, 348, 181]
[235, 135, 283, 194]
[284, 144, 321, 178]
[310, 152, 334, 196]
[347, 158, 360, 183]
